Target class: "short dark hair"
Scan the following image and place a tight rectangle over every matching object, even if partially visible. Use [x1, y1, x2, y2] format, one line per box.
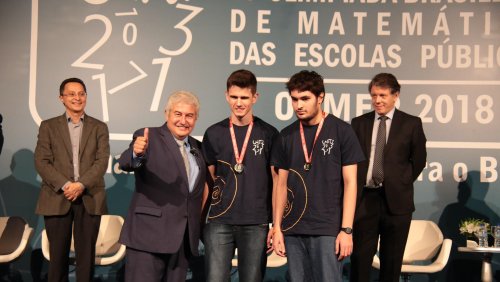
[226, 69, 257, 94]
[286, 70, 325, 97]
[368, 73, 400, 94]
[59, 77, 87, 96]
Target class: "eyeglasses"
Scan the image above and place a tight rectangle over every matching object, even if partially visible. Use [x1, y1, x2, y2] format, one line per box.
[62, 92, 87, 98]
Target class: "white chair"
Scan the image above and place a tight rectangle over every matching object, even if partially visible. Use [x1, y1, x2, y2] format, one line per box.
[372, 220, 452, 281]
[231, 248, 288, 268]
[0, 216, 34, 263]
[42, 214, 126, 266]
[231, 224, 287, 269]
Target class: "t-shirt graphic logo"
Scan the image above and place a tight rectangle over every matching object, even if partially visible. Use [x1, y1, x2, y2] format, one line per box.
[321, 139, 334, 155]
[252, 140, 264, 155]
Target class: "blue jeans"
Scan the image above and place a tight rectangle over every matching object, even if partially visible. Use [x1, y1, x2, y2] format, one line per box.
[285, 235, 343, 282]
[203, 222, 268, 282]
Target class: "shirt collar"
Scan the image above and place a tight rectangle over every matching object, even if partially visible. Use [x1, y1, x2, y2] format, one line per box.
[65, 112, 85, 123]
[173, 135, 189, 147]
[375, 107, 395, 120]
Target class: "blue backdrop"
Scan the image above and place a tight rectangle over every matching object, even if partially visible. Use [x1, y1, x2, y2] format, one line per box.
[0, 0, 499, 281]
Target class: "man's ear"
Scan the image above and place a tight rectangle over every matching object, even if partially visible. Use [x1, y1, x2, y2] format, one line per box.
[253, 92, 259, 104]
[318, 92, 325, 104]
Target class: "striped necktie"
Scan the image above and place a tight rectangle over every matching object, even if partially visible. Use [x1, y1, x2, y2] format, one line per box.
[372, 116, 388, 186]
[176, 140, 190, 179]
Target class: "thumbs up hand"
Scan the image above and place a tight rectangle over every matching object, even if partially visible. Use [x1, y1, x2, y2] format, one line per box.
[133, 128, 149, 156]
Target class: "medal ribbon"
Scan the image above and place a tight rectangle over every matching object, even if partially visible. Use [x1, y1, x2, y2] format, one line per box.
[299, 112, 325, 166]
[229, 118, 254, 166]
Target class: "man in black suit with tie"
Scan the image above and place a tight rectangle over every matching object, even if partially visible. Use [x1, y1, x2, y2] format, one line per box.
[119, 90, 207, 282]
[350, 73, 427, 282]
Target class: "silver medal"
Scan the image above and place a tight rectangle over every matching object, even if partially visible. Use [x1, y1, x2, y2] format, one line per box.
[234, 163, 244, 173]
[304, 163, 311, 171]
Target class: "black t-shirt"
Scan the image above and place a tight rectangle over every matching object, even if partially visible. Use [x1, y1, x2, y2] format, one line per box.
[202, 117, 279, 225]
[271, 114, 365, 236]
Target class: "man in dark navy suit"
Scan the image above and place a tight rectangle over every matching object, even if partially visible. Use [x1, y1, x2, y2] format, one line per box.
[350, 73, 427, 282]
[119, 90, 207, 282]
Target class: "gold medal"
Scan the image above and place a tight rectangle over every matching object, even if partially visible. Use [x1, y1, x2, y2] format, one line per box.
[299, 113, 325, 174]
[304, 163, 311, 171]
[229, 118, 253, 175]
[234, 163, 244, 173]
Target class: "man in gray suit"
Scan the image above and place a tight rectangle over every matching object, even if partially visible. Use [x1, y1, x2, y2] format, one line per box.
[35, 77, 110, 281]
[119, 90, 207, 282]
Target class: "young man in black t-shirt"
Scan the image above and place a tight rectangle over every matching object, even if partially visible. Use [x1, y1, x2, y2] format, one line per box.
[271, 70, 364, 281]
[202, 69, 278, 282]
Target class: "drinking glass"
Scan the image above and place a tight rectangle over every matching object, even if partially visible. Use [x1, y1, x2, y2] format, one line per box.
[475, 223, 488, 247]
[493, 225, 500, 248]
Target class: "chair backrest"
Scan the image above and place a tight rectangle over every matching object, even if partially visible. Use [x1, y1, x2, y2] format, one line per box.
[71, 215, 124, 257]
[231, 249, 287, 268]
[0, 217, 26, 255]
[265, 251, 288, 267]
[0, 216, 33, 263]
[402, 220, 443, 264]
[42, 214, 125, 264]
[231, 224, 287, 268]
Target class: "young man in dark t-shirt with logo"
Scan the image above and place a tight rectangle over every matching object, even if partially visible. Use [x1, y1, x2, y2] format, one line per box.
[202, 69, 279, 282]
[270, 70, 364, 281]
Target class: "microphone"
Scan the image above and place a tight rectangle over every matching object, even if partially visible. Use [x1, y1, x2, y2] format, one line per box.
[190, 148, 199, 157]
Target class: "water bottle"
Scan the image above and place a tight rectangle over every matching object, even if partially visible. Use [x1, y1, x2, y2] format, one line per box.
[477, 223, 488, 247]
[493, 224, 500, 248]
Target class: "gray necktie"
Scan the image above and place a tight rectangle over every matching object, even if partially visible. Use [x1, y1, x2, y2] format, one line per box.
[176, 140, 190, 179]
[372, 116, 388, 186]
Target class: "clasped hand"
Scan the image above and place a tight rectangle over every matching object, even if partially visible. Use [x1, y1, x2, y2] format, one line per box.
[64, 182, 84, 202]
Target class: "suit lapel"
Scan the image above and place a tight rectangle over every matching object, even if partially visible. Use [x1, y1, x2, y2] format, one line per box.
[385, 109, 402, 152]
[57, 114, 73, 160]
[188, 137, 204, 192]
[79, 115, 92, 160]
[363, 112, 375, 157]
[160, 125, 190, 187]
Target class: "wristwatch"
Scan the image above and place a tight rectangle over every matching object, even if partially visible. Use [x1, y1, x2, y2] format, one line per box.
[340, 227, 353, 234]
